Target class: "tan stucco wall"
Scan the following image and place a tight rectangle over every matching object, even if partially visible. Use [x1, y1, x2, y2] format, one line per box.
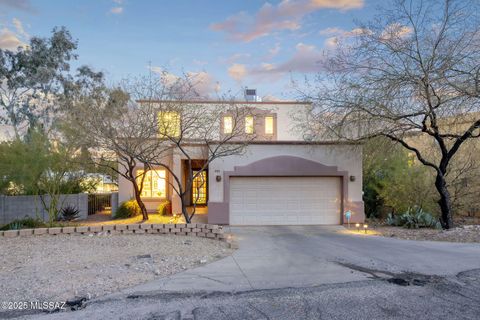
[208, 144, 363, 202]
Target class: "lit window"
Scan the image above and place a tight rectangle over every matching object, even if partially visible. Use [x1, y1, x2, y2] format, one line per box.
[245, 116, 254, 134]
[159, 111, 180, 137]
[136, 169, 167, 198]
[265, 116, 274, 135]
[223, 116, 233, 134]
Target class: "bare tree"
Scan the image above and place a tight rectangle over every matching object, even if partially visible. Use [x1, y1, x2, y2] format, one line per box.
[61, 75, 172, 221]
[299, 0, 480, 229]
[126, 74, 256, 223]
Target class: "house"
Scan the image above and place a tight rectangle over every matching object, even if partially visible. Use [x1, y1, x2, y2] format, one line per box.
[117, 90, 364, 225]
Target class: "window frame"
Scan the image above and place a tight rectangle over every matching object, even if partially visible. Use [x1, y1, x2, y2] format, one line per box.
[245, 115, 254, 134]
[158, 111, 181, 138]
[264, 116, 274, 135]
[223, 116, 233, 134]
[135, 169, 168, 199]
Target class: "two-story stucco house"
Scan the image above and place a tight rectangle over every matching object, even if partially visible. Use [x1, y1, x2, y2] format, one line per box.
[118, 90, 365, 225]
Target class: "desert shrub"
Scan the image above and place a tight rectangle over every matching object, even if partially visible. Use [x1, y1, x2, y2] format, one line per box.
[156, 200, 172, 216]
[386, 207, 441, 229]
[60, 205, 80, 221]
[114, 199, 141, 219]
[0, 217, 48, 230]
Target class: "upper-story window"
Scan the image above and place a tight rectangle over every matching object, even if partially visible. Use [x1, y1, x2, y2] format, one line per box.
[245, 115, 254, 134]
[265, 116, 274, 135]
[223, 116, 233, 134]
[158, 111, 180, 137]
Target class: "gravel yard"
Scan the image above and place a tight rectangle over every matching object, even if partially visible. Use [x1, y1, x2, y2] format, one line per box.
[0, 234, 233, 304]
[374, 225, 480, 243]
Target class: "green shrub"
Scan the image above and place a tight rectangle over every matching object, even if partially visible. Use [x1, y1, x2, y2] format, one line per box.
[156, 200, 172, 216]
[386, 207, 441, 229]
[0, 217, 48, 230]
[114, 200, 141, 219]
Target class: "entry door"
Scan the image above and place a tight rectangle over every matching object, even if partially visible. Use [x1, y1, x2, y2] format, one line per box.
[192, 170, 207, 205]
[229, 177, 341, 225]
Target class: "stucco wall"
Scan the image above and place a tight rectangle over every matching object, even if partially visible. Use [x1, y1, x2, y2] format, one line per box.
[209, 144, 363, 202]
[0, 194, 88, 225]
[208, 143, 364, 224]
[232, 103, 307, 141]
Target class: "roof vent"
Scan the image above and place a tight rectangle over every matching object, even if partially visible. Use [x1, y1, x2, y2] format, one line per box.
[244, 88, 262, 102]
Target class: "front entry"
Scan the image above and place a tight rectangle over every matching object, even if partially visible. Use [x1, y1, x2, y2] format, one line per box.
[192, 170, 207, 205]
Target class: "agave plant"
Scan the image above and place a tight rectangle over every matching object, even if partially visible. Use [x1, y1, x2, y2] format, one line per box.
[61, 205, 80, 221]
[388, 207, 441, 229]
[9, 222, 23, 230]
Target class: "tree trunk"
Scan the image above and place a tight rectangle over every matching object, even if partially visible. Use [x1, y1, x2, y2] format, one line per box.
[435, 173, 454, 229]
[181, 193, 190, 223]
[133, 187, 149, 221]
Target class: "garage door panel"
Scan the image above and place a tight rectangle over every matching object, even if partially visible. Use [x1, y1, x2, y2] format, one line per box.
[229, 177, 341, 225]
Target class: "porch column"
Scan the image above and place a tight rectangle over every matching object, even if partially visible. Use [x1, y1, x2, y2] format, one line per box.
[171, 153, 182, 214]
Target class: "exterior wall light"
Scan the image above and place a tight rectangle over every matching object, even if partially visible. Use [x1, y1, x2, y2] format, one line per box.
[350, 175, 356, 182]
[216, 175, 222, 182]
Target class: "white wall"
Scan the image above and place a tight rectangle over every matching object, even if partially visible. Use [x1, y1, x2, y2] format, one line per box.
[208, 143, 363, 204]
[230, 102, 308, 141]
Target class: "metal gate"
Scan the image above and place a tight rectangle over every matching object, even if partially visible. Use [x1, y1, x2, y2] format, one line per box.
[88, 193, 112, 215]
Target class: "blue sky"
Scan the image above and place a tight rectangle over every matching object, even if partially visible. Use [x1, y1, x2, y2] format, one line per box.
[0, 0, 384, 100]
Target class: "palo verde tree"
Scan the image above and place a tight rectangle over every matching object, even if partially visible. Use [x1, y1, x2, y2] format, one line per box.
[299, 0, 480, 229]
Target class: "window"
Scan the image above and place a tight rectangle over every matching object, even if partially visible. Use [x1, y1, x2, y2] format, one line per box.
[265, 116, 274, 135]
[192, 170, 207, 204]
[136, 169, 167, 198]
[245, 115, 254, 134]
[223, 116, 233, 134]
[158, 111, 180, 137]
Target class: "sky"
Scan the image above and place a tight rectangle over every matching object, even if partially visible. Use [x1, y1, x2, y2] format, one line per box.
[0, 0, 385, 100]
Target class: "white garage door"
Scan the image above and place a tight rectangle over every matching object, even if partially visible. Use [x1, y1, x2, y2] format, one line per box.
[229, 177, 341, 225]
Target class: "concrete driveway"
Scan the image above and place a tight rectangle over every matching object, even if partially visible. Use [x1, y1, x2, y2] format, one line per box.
[22, 226, 480, 320]
[126, 225, 480, 294]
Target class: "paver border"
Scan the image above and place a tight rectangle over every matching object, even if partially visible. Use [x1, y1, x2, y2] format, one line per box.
[0, 223, 234, 246]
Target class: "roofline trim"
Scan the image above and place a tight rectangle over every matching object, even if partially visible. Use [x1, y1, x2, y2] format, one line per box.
[136, 99, 312, 105]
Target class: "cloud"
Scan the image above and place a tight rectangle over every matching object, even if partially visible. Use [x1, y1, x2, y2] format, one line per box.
[221, 53, 251, 65]
[228, 63, 247, 82]
[268, 42, 281, 57]
[319, 26, 371, 48]
[0, 0, 34, 12]
[211, 0, 364, 42]
[109, 0, 124, 15]
[0, 28, 24, 50]
[12, 18, 28, 38]
[262, 94, 287, 102]
[254, 42, 325, 76]
[150, 67, 220, 98]
[380, 23, 412, 40]
[187, 71, 221, 97]
[193, 59, 208, 66]
[110, 6, 123, 14]
[230, 42, 325, 82]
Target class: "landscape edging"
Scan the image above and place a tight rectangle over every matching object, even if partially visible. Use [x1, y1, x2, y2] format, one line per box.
[0, 223, 233, 244]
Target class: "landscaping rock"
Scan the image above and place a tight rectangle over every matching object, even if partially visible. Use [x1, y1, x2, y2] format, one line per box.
[0, 234, 233, 303]
[375, 225, 480, 243]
